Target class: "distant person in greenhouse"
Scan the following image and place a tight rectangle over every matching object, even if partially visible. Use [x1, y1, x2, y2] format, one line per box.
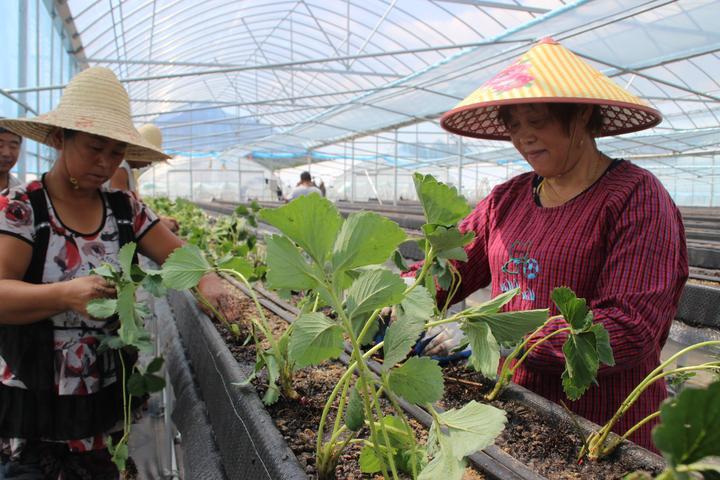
[106, 123, 179, 233]
[0, 67, 228, 478]
[287, 170, 321, 201]
[0, 127, 22, 196]
[414, 38, 687, 451]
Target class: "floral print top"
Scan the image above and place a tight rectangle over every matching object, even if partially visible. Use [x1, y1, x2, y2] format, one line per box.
[0, 179, 158, 454]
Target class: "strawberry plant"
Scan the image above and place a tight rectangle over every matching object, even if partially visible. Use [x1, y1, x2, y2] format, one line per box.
[86, 242, 167, 472]
[583, 341, 720, 461]
[625, 381, 720, 480]
[160, 244, 298, 404]
[484, 287, 615, 401]
[258, 174, 550, 480]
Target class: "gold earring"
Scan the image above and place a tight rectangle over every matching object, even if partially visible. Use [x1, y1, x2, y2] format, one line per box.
[69, 177, 80, 190]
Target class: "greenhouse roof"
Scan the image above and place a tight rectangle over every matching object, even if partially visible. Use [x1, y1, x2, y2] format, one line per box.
[12, 0, 720, 172]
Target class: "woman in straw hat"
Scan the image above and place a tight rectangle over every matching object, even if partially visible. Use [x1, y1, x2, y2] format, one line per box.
[0, 67, 227, 477]
[418, 38, 687, 451]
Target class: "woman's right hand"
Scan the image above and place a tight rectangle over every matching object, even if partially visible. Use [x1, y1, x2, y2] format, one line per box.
[62, 276, 116, 317]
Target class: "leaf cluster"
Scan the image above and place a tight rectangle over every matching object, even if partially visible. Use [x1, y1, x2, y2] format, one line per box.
[552, 287, 615, 400]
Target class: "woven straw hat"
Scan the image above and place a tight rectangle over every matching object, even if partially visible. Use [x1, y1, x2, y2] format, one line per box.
[138, 123, 163, 150]
[0, 67, 169, 162]
[441, 38, 662, 140]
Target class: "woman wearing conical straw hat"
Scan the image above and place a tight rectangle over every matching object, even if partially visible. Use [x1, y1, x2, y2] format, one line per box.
[417, 38, 687, 451]
[0, 67, 228, 477]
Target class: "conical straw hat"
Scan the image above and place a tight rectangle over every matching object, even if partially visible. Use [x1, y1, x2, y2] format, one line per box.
[0, 67, 169, 162]
[138, 123, 163, 150]
[441, 38, 662, 140]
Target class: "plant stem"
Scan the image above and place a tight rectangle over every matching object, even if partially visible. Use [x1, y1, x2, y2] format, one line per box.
[514, 327, 571, 368]
[619, 410, 661, 444]
[327, 287, 398, 480]
[315, 342, 384, 475]
[486, 318, 565, 401]
[586, 342, 720, 460]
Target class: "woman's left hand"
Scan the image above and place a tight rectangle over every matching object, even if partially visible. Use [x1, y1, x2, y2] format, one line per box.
[196, 272, 230, 317]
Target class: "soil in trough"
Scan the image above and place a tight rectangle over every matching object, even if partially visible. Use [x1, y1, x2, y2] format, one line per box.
[440, 363, 660, 480]
[212, 283, 484, 479]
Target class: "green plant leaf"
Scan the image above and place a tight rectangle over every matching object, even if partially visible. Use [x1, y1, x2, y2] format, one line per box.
[87, 298, 118, 319]
[288, 313, 344, 368]
[332, 212, 406, 273]
[590, 323, 615, 367]
[92, 263, 117, 280]
[346, 269, 406, 319]
[107, 436, 129, 472]
[469, 309, 548, 345]
[383, 313, 426, 371]
[141, 273, 166, 297]
[387, 356, 444, 405]
[436, 400, 507, 459]
[418, 448, 465, 480]
[162, 244, 212, 289]
[345, 386, 365, 431]
[146, 357, 164, 374]
[463, 322, 500, 379]
[392, 250, 410, 272]
[437, 247, 469, 261]
[259, 194, 342, 264]
[653, 382, 720, 467]
[413, 173, 472, 226]
[468, 288, 518, 315]
[551, 287, 591, 331]
[118, 242, 137, 281]
[264, 235, 318, 291]
[261, 351, 280, 405]
[218, 256, 255, 279]
[423, 225, 474, 258]
[561, 331, 599, 400]
[396, 285, 435, 324]
[359, 445, 383, 474]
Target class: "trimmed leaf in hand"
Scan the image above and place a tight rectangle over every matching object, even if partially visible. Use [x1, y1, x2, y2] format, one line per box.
[467, 309, 548, 345]
[141, 273, 167, 297]
[288, 313, 344, 368]
[264, 235, 318, 291]
[92, 263, 117, 280]
[413, 173, 472, 226]
[345, 386, 365, 431]
[259, 194, 342, 264]
[87, 298, 118, 319]
[653, 381, 720, 467]
[162, 244, 212, 289]
[118, 242, 137, 282]
[332, 212, 406, 273]
[387, 357, 444, 405]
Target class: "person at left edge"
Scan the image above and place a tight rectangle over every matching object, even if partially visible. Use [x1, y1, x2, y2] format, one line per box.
[0, 66, 227, 479]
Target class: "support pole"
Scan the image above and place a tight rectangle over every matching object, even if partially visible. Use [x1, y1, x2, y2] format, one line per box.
[393, 129, 399, 206]
[458, 136, 463, 195]
[351, 139, 355, 203]
[17, 1, 28, 182]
